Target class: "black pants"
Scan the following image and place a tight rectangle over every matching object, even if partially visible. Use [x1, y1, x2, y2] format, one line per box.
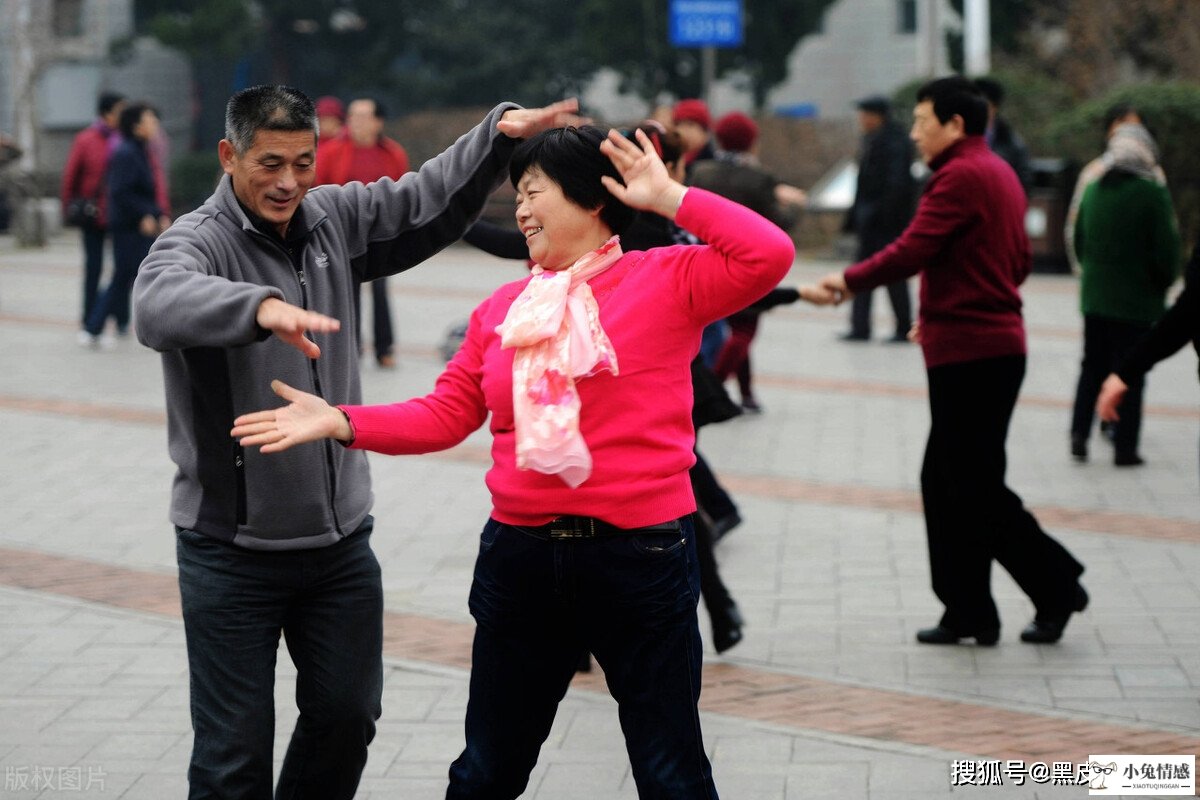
[923, 355, 1084, 632]
[176, 520, 383, 800]
[849, 279, 911, 338]
[690, 449, 738, 522]
[1071, 314, 1151, 457]
[353, 277, 395, 359]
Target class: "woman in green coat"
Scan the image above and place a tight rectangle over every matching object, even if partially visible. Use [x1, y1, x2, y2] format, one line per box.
[1070, 123, 1180, 466]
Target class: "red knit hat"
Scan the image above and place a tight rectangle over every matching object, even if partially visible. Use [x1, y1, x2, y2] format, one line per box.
[714, 111, 759, 153]
[672, 98, 711, 130]
[315, 96, 345, 122]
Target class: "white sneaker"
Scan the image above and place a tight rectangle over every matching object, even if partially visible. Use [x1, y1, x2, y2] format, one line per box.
[98, 333, 117, 350]
[77, 330, 99, 348]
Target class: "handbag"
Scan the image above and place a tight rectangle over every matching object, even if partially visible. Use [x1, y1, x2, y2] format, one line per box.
[65, 197, 99, 228]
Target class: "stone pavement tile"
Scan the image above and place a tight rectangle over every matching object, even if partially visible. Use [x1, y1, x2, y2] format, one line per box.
[532, 762, 633, 799]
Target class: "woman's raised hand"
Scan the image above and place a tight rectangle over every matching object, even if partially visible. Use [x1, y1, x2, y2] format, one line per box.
[230, 380, 353, 453]
[599, 128, 687, 220]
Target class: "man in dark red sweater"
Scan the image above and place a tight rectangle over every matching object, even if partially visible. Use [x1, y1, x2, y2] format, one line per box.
[316, 97, 410, 368]
[61, 91, 125, 339]
[816, 77, 1088, 646]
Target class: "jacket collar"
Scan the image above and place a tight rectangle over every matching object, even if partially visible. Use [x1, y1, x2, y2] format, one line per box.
[213, 174, 326, 242]
[929, 135, 987, 172]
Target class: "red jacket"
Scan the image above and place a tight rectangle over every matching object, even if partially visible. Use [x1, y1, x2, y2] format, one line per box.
[315, 133, 409, 186]
[60, 120, 117, 227]
[844, 136, 1031, 368]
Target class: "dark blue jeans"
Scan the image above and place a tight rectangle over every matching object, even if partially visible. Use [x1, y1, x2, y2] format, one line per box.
[80, 225, 106, 326]
[176, 520, 384, 800]
[446, 517, 718, 800]
[86, 228, 151, 335]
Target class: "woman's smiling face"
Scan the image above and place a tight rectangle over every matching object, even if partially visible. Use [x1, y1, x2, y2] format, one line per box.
[515, 167, 606, 271]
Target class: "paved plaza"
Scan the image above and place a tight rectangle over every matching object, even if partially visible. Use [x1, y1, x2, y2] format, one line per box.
[1, 230, 1197, 798]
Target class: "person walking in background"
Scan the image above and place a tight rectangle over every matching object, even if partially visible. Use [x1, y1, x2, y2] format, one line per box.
[1069, 123, 1180, 466]
[1098, 240, 1199, 480]
[1065, 104, 1167, 274]
[620, 120, 750, 651]
[671, 98, 728, 368]
[690, 111, 807, 413]
[315, 95, 345, 141]
[316, 97, 410, 368]
[61, 91, 125, 344]
[813, 77, 1087, 647]
[133, 84, 579, 799]
[82, 102, 168, 347]
[231, 123, 794, 799]
[841, 95, 915, 343]
[974, 77, 1032, 195]
[672, 98, 716, 170]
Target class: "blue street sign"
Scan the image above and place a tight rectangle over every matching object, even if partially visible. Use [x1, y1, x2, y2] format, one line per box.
[669, 0, 744, 48]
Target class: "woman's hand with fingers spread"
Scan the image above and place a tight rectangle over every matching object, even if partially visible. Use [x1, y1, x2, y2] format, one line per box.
[599, 128, 686, 219]
[231, 380, 353, 453]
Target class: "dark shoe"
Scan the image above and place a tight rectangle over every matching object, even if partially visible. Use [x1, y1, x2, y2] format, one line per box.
[1070, 435, 1088, 462]
[376, 353, 397, 369]
[711, 512, 742, 542]
[839, 331, 870, 342]
[916, 625, 999, 646]
[711, 602, 745, 654]
[740, 398, 763, 414]
[1114, 452, 1145, 467]
[1100, 420, 1115, 442]
[1021, 584, 1088, 644]
[887, 332, 910, 343]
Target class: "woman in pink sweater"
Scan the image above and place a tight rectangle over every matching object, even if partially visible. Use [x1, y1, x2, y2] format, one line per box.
[233, 125, 793, 799]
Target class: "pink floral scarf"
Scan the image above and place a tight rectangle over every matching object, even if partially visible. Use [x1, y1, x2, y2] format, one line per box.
[495, 237, 623, 487]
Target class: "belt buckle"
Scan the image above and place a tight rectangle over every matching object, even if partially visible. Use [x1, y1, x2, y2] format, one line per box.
[548, 517, 594, 539]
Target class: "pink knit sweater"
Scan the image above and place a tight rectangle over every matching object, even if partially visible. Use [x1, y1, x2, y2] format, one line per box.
[341, 188, 794, 527]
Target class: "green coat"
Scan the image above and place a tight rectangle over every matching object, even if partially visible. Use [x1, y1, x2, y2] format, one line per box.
[1075, 173, 1180, 324]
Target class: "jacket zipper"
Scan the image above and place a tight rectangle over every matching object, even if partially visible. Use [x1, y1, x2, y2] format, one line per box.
[234, 445, 247, 526]
[294, 263, 344, 537]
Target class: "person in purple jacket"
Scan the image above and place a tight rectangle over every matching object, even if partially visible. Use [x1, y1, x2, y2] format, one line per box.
[811, 77, 1088, 646]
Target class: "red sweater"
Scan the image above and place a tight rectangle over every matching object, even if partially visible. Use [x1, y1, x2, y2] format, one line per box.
[342, 188, 794, 527]
[315, 134, 409, 186]
[844, 136, 1031, 368]
[60, 120, 117, 227]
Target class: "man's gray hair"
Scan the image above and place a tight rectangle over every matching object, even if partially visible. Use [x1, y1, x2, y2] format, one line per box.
[224, 85, 318, 154]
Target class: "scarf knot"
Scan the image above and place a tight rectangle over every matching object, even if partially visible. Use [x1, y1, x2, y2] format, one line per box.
[495, 237, 623, 487]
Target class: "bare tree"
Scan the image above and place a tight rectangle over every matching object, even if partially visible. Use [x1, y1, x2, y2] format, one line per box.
[4, 0, 53, 246]
[1030, 0, 1200, 96]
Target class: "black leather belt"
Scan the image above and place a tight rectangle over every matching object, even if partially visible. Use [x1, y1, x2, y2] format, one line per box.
[519, 515, 682, 540]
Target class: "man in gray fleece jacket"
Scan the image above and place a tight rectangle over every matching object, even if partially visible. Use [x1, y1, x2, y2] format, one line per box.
[133, 84, 578, 800]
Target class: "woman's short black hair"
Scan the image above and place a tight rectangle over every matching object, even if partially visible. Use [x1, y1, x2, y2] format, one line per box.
[118, 103, 155, 140]
[509, 125, 635, 235]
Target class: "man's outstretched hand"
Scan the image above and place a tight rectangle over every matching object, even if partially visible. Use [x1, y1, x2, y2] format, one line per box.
[256, 297, 340, 359]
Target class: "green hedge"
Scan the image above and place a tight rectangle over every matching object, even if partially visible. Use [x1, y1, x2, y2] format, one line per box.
[170, 150, 223, 217]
